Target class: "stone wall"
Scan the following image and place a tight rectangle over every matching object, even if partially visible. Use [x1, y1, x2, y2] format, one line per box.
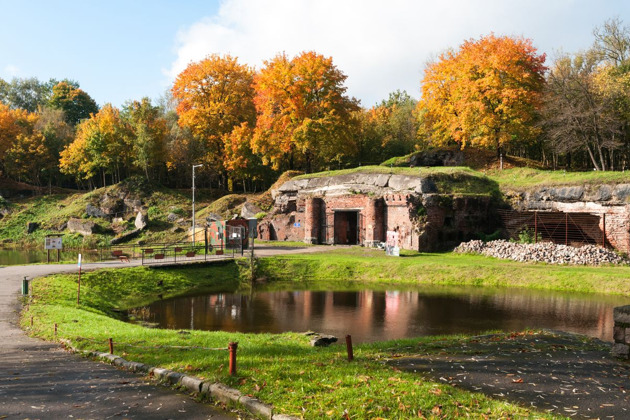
[506, 184, 630, 252]
[612, 305, 630, 359]
[259, 172, 494, 251]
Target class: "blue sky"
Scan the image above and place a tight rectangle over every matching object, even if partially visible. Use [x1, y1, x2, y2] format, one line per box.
[1, 0, 629, 108]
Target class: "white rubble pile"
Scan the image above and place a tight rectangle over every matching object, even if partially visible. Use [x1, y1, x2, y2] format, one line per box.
[455, 240, 628, 265]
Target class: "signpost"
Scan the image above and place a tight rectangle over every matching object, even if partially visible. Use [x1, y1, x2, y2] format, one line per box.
[77, 253, 82, 305]
[45, 236, 63, 263]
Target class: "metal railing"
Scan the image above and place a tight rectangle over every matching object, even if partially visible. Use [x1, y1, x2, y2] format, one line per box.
[139, 242, 235, 265]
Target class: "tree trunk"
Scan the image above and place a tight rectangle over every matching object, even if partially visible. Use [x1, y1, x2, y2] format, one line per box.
[584, 143, 601, 171]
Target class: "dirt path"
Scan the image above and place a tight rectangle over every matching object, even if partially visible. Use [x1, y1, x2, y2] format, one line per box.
[390, 331, 630, 419]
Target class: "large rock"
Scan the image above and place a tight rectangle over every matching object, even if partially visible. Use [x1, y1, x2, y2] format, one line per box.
[134, 211, 148, 230]
[86, 204, 108, 218]
[99, 195, 124, 216]
[240, 202, 262, 219]
[549, 186, 584, 201]
[309, 334, 338, 347]
[26, 222, 39, 234]
[67, 218, 96, 236]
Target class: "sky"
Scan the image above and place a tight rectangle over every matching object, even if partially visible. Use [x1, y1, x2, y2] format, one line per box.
[1, 0, 629, 109]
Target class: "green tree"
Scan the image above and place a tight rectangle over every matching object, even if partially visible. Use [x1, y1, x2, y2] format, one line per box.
[49, 81, 99, 126]
[122, 98, 168, 181]
[0, 77, 61, 112]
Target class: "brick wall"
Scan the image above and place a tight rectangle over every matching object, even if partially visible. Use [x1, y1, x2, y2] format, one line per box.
[260, 190, 493, 251]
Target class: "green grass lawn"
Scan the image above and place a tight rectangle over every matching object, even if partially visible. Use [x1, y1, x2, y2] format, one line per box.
[23, 248, 630, 418]
[257, 247, 630, 296]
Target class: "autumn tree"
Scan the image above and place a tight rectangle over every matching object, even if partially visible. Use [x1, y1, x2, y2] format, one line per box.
[541, 18, 630, 171]
[542, 52, 623, 171]
[0, 103, 38, 176]
[253, 51, 359, 173]
[5, 132, 49, 184]
[49, 81, 99, 126]
[122, 98, 168, 181]
[420, 34, 547, 155]
[60, 104, 129, 186]
[172, 54, 256, 187]
[356, 90, 419, 164]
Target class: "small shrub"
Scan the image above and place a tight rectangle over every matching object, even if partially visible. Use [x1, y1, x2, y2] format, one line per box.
[514, 227, 543, 244]
[170, 207, 186, 216]
[147, 206, 161, 219]
[254, 212, 267, 220]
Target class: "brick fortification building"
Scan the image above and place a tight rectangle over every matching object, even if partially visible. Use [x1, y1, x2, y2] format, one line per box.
[257, 172, 494, 251]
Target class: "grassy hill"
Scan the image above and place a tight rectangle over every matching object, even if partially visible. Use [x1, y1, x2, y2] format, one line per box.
[4, 153, 630, 248]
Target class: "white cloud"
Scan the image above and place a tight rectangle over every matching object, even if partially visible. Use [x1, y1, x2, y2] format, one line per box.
[166, 0, 625, 107]
[2, 64, 20, 78]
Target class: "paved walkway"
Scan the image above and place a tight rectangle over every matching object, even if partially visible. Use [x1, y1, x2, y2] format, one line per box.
[390, 331, 630, 419]
[0, 246, 329, 419]
[0, 260, 239, 419]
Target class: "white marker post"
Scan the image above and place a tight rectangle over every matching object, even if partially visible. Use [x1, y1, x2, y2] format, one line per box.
[77, 253, 82, 305]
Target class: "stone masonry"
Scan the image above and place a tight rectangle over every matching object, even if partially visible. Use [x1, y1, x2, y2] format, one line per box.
[506, 184, 630, 253]
[258, 172, 494, 251]
[612, 305, 630, 359]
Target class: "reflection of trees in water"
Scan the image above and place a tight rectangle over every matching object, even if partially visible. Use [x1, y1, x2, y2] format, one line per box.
[133, 288, 627, 342]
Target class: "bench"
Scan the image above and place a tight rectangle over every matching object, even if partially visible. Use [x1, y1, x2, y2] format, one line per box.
[111, 250, 129, 263]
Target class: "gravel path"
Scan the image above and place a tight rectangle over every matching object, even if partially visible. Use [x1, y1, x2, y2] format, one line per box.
[390, 331, 630, 419]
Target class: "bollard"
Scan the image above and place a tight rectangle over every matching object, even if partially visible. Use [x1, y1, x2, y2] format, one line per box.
[30, 316, 33, 327]
[346, 335, 354, 361]
[109, 338, 114, 355]
[22, 277, 29, 296]
[228, 342, 238, 376]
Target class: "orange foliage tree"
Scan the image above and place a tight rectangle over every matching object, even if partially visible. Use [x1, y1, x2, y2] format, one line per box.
[171, 54, 255, 186]
[0, 103, 38, 176]
[420, 34, 547, 154]
[252, 51, 359, 173]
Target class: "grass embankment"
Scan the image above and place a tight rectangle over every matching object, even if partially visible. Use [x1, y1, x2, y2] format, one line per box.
[0, 180, 225, 248]
[22, 254, 583, 419]
[257, 247, 630, 296]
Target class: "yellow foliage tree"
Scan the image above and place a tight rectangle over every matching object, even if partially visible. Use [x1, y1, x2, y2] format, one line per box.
[420, 34, 547, 154]
[171, 54, 255, 184]
[252, 51, 359, 172]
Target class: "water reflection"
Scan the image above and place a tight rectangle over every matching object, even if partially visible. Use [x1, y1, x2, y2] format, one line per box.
[0, 248, 100, 265]
[131, 287, 630, 342]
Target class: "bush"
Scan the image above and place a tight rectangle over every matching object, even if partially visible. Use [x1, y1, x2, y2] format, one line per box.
[514, 227, 543, 244]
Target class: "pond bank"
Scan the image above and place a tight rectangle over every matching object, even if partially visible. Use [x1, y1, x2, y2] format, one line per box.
[19, 249, 630, 418]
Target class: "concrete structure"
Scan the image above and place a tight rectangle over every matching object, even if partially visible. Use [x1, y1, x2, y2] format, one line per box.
[258, 172, 494, 251]
[505, 184, 630, 253]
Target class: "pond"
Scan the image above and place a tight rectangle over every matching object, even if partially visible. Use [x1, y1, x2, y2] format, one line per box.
[0, 248, 100, 265]
[130, 286, 630, 343]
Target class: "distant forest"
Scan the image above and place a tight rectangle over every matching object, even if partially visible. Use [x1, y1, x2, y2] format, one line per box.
[1, 18, 629, 192]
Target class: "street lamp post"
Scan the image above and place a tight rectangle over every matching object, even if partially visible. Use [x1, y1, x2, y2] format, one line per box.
[192, 164, 203, 247]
